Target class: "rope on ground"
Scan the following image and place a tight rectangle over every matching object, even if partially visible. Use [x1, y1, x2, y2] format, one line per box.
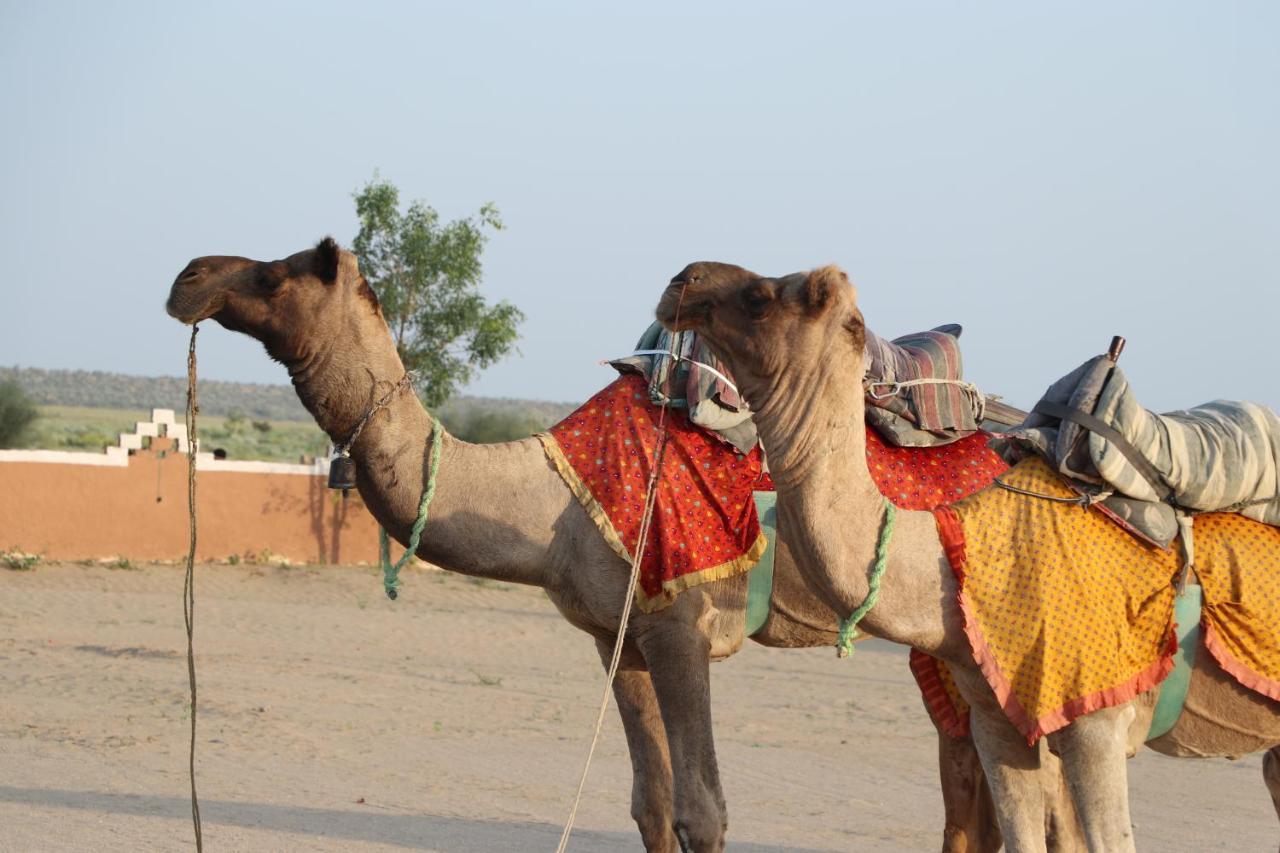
[554, 287, 687, 853]
[183, 324, 204, 851]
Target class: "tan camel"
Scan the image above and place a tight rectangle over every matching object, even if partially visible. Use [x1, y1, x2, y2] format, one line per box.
[655, 261, 1280, 852]
[163, 238, 1057, 852]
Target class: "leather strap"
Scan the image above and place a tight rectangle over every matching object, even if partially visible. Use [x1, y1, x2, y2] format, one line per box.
[1032, 400, 1172, 503]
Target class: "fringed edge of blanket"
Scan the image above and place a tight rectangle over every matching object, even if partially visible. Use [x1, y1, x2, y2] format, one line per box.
[908, 649, 970, 738]
[537, 432, 766, 614]
[639, 532, 768, 613]
[1203, 620, 1280, 702]
[934, 504, 1178, 745]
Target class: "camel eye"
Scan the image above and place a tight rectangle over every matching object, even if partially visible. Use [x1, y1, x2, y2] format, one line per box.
[257, 263, 288, 292]
[743, 281, 775, 317]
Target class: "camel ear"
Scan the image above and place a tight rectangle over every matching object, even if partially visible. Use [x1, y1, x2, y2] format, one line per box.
[314, 236, 340, 283]
[804, 265, 851, 315]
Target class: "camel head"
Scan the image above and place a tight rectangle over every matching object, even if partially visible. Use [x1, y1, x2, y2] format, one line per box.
[165, 237, 386, 368]
[654, 261, 866, 401]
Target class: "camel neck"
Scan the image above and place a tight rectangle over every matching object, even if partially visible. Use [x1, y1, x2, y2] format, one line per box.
[748, 366, 964, 658]
[284, 334, 570, 592]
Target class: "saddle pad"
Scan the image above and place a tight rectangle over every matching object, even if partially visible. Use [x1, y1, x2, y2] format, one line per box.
[539, 374, 768, 612]
[932, 456, 1280, 743]
[936, 456, 1180, 743]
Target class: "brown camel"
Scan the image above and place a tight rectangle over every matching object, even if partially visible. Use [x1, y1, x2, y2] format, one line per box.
[655, 260, 1280, 852]
[163, 237, 1059, 851]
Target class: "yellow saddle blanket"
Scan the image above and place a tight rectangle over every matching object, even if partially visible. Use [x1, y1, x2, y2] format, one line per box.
[931, 456, 1280, 743]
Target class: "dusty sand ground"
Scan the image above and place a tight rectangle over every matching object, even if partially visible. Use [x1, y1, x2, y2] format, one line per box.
[0, 562, 1273, 851]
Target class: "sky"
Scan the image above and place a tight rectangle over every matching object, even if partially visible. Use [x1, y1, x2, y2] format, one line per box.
[1, 2, 1276, 413]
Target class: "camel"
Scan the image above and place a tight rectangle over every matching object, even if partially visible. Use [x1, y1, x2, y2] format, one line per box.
[163, 237, 1062, 852]
[654, 260, 1280, 852]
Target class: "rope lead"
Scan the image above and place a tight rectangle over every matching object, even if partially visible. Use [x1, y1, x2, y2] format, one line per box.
[836, 498, 895, 658]
[379, 416, 444, 600]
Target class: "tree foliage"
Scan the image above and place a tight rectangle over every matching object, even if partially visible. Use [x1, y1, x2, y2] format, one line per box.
[0, 381, 37, 448]
[352, 175, 523, 406]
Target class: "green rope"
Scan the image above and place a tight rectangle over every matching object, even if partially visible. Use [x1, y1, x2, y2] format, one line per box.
[836, 498, 895, 658]
[380, 416, 444, 600]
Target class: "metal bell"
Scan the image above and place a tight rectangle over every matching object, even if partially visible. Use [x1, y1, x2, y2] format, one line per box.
[327, 453, 358, 491]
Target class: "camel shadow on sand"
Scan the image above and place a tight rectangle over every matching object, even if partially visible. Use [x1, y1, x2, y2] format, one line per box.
[0, 785, 836, 852]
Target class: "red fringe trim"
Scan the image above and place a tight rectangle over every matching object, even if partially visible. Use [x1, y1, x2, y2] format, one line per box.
[932, 505, 1178, 744]
[1203, 622, 1280, 702]
[909, 649, 970, 738]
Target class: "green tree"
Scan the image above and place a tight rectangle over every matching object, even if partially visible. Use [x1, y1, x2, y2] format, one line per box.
[0, 381, 37, 448]
[352, 175, 524, 406]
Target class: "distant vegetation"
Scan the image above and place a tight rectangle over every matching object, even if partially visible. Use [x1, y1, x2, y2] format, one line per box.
[2, 366, 577, 460]
[1, 366, 312, 420]
[0, 381, 38, 448]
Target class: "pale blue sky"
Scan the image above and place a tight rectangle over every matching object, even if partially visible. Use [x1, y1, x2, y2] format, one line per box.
[2, 2, 1276, 413]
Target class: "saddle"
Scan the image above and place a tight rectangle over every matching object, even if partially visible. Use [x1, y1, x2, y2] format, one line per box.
[1002, 338, 1280, 546]
[615, 322, 1019, 452]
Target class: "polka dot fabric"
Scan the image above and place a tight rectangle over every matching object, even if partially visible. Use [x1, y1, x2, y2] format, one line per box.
[935, 456, 1280, 743]
[1193, 512, 1280, 701]
[865, 427, 1009, 511]
[540, 375, 768, 612]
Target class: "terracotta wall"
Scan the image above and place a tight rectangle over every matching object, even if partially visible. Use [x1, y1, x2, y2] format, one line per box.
[0, 442, 380, 565]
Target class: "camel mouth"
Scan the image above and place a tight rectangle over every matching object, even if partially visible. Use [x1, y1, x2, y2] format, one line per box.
[655, 290, 708, 331]
[165, 288, 225, 326]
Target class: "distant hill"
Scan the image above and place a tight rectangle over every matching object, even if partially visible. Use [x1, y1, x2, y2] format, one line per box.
[0, 366, 575, 429]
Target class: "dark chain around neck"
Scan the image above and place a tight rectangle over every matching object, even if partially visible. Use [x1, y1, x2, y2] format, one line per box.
[335, 372, 415, 455]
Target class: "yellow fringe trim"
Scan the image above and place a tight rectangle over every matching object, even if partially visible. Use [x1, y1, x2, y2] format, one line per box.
[537, 432, 768, 613]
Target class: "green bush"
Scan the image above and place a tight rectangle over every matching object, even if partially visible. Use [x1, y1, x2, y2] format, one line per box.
[441, 409, 547, 444]
[0, 382, 37, 448]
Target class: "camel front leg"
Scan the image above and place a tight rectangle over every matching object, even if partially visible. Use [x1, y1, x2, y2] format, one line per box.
[1046, 705, 1137, 853]
[595, 638, 680, 853]
[635, 603, 726, 853]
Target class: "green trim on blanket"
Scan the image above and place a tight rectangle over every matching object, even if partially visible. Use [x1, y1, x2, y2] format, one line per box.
[746, 491, 778, 637]
[1148, 583, 1202, 740]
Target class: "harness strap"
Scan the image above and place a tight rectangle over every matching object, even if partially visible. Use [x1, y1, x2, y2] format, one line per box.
[1032, 400, 1173, 503]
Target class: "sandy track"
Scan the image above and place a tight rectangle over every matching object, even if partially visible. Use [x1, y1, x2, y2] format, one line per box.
[0, 562, 1272, 851]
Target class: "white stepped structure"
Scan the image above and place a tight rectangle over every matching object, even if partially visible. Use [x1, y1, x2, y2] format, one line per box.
[2, 408, 331, 475]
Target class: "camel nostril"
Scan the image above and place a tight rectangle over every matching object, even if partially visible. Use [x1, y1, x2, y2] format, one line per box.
[178, 267, 203, 284]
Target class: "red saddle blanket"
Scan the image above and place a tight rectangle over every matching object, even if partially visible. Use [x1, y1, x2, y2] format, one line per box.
[539, 375, 769, 612]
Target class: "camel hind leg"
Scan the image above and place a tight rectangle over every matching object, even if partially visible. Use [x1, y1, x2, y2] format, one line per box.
[1265, 746, 1280, 824]
[936, 729, 1002, 853]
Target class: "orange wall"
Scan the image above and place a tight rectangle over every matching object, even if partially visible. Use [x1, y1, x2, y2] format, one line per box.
[0, 446, 380, 564]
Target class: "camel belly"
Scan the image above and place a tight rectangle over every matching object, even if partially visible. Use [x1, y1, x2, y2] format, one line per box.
[1147, 646, 1280, 758]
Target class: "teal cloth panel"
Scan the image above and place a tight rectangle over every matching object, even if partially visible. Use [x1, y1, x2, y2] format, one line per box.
[746, 491, 778, 637]
[1148, 583, 1202, 740]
